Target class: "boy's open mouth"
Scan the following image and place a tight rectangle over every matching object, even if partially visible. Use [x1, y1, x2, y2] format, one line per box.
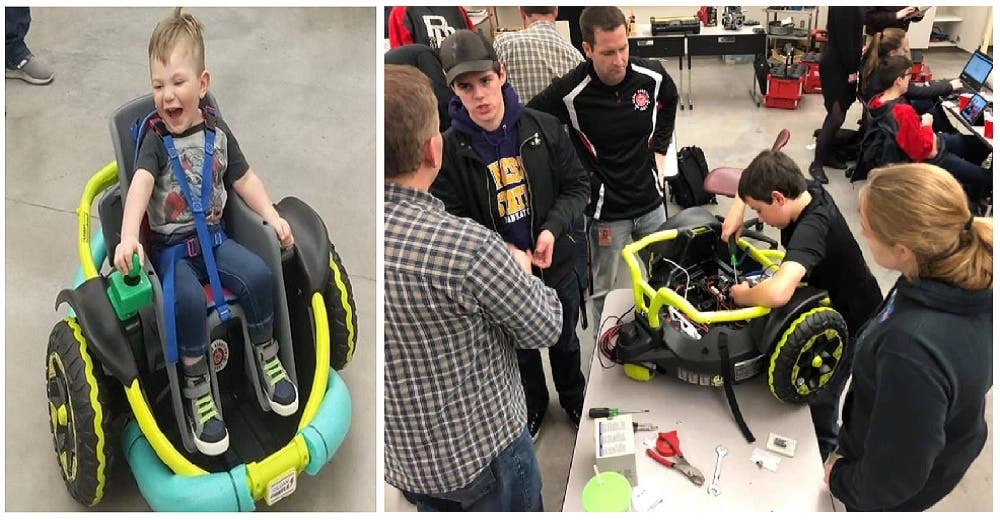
[166, 107, 183, 120]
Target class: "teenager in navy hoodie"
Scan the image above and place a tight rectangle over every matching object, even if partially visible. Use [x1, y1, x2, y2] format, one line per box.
[431, 30, 591, 439]
[827, 163, 992, 511]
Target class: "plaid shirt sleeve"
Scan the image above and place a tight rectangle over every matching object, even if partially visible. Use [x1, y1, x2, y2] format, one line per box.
[461, 234, 563, 349]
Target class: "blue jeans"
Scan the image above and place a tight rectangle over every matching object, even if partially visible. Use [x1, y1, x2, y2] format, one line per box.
[936, 132, 991, 202]
[153, 232, 274, 359]
[5, 7, 30, 67]
[588, 206, 666, 328]
[400, 428, 543, 512]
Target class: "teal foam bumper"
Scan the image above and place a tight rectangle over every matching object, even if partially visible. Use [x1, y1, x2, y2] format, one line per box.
[301, 368, 352, 475]
[122, 367, 350, 511]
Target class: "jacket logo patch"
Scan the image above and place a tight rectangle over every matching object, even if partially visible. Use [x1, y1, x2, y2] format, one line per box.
[633, 89, 651, 111]
[876, 296, 895, 323]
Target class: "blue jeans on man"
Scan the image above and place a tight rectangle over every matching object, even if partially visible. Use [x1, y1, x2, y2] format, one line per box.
[588, 205, 667, 328]
[5, 7, 30, 68]
[153, 230, 274, 358]
[400, 427, 543, 512]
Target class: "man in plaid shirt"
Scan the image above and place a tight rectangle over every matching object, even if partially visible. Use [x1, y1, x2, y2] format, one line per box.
[384, 64, 563, 512]
[493, 7, 584, 103]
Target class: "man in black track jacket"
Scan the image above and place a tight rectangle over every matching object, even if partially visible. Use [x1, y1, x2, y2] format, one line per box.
[431, 30, 591, 437]
[527, 6, 679, 323]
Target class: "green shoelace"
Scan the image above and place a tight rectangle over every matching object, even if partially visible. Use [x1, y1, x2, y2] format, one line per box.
[263, 356, 289, 386]
[195, 394, 220, 426]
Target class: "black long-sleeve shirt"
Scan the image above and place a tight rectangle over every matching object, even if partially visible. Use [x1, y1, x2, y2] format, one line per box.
[527, 57, 678, 221]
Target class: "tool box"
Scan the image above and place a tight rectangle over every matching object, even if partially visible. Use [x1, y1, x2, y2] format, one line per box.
[802, 51, 822, 93]
[765, 63, 806, 109]
[650, 16, 701, 35]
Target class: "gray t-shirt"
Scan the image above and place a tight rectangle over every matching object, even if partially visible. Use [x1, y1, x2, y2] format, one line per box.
[136, 119, 249, 236]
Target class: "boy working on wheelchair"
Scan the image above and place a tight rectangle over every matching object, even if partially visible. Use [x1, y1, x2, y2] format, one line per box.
[114, 8, 298, 456]
[720, 150, 883, 461]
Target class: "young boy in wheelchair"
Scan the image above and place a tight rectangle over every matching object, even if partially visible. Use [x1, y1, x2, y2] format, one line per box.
[113, 8, 298, 456]
[720, 150, 883, 461]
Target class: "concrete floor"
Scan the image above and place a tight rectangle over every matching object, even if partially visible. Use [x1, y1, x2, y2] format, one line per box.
[5, 7, 375, 511]
[385, 47, 993, 512]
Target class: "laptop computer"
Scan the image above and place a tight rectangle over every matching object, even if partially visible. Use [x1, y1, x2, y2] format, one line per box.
[959, 92, 988, 126]
[958, 50, 993, 94]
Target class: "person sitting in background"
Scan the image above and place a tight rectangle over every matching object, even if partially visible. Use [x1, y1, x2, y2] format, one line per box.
[867, 55, 991, 212]
[859, 28, 963, 134]
[827, 163, 992, 512]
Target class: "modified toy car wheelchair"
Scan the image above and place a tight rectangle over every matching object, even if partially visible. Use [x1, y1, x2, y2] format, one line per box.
[607, 135, 848, 440]
[45, 93, 358, 511]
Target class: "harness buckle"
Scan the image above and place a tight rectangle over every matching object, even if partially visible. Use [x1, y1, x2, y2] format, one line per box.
[190, 200, 203, 213]
[185, 237, 199, 258]
[217, 304, 232, 322]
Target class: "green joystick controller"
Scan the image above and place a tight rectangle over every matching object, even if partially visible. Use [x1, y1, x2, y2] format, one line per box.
[108, 253, 153, 321]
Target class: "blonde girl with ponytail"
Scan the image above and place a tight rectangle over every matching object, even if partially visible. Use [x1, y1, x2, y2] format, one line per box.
[826, 162, 993, 511]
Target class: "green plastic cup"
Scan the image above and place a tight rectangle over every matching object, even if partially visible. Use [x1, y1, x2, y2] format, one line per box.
[581, 471, 632, 512]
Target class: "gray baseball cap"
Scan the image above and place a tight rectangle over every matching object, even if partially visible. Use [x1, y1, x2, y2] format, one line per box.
[439, 30, 499, 85]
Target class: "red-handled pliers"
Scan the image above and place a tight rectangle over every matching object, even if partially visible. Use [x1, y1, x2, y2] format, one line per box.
[643, 430, 705, 486]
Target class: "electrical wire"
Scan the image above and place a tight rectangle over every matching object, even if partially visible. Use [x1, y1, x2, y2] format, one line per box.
[658, 257, 691, 299]
[597, 305, 635, 369]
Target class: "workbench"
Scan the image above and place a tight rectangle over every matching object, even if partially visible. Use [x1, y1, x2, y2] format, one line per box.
[628, 23, 767, 109]
[562, 289, 841, 512]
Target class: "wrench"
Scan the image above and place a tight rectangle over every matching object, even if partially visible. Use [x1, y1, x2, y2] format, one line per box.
[708, 445, 727, 496]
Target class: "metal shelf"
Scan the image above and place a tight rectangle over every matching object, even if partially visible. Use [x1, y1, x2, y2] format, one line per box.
[928, 40, 959, 48]
[934, 15, 963, 23]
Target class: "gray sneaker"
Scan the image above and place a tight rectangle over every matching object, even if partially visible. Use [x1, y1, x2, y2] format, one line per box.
[181, 362, 229, 456]
[5, 55, 54, 85]
[254, 339, 298, 416]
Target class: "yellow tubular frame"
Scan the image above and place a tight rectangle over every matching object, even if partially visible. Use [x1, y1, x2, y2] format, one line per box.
[621, 230, 783, 328]
[297, 293, 330, 431]
[78, 162, 119, 281]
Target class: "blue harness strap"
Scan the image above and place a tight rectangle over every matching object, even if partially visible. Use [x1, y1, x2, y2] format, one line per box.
[157, 226, 227, 364]
[156, 120, 233, 363]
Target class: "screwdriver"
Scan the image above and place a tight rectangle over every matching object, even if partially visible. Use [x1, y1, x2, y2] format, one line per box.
[588, 407, 650, 419]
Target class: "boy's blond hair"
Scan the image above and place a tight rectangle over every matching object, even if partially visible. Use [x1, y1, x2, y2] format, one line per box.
[148, 7, 206, 73]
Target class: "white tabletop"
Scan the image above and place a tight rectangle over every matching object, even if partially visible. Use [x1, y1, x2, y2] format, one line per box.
[563, 289, 839, 512]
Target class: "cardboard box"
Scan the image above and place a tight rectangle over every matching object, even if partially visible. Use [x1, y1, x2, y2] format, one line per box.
[594, 414, 638, 486]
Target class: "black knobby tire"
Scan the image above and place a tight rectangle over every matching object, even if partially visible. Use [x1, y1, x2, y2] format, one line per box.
[46, 319, 114, 506]
[325, 243, 358, 370]
[767, 307, 848, 404]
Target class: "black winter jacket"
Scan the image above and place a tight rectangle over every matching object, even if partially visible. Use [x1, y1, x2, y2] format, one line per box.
[432, 107, 590, 284]
[830, 276, 993, 511]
